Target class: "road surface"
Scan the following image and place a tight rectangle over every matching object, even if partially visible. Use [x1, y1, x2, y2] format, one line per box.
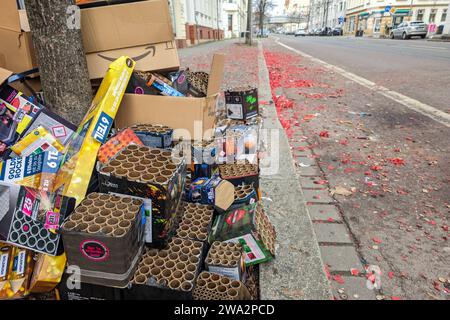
[275, 35, 450, 114]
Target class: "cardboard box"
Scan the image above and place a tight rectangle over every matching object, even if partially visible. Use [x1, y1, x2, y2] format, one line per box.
[0, 0, 179, 78]
[116, 54, 225, 141]
[0, 3, 36, 73]
[225, 87, 259, 120]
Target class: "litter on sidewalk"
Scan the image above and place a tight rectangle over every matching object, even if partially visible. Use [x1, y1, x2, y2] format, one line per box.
[0, 0, 274, 301]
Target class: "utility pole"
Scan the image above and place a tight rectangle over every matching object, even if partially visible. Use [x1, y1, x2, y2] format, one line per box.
[246, 0, 253, 45]
[25, 0, 93, 125]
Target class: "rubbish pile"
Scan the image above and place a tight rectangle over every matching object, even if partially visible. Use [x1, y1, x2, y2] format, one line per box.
[0, 0, 275, 301]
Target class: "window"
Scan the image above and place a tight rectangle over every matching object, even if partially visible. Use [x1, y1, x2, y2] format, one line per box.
[429, 9, 437, 23]
[417, 9, 424, 21]
[228, 14, 233, 31]
[442, 9, 448, 22]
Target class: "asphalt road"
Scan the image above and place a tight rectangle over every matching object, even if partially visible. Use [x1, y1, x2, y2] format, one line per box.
[275, 35, 450, 113]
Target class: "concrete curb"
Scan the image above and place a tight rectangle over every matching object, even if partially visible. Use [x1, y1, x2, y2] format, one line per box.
[258, 40, 332, 300]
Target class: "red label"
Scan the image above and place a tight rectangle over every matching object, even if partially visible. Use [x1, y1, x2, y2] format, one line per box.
[80, 240, 109, 261]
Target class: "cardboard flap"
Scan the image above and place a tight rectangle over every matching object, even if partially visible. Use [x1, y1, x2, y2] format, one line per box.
[0, 0, 22, 33]
[81, 0, 174, 54]
[214, 180, 235, 211]
[18, 10, 30, 32]
[207, 54, 225, 97]
[0, 67, 13, 85]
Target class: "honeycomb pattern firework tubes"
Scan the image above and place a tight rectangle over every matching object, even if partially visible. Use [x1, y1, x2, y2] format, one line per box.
[61, 193, 143, 237]
[174, 202, 214, 242]
[131, 238, 203, 292]
[192, 271, 249, 300]
[100, 145, 183, 185]
[206, 241, 243, 268]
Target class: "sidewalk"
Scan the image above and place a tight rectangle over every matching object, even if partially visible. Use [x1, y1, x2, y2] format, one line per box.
[179, 39, 332, 300]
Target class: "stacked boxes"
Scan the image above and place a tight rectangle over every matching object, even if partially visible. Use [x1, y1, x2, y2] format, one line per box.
[98, 145, 185, 246]
[225, 87, 259, 121]
[192, 139, 217, 179]
[129, 124, 174, 149]
[61, 193, 144, 287]
[126, 237, 204, 300]
[192, 272, 251, 300]
[205, 241, 244, 281]
[174, 202, 214, 242]
[254, 204, 276, 256]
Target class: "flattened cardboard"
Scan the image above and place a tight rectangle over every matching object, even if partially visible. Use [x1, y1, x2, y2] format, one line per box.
[115, 54, 225, 140]
[86, 41, 179, 80]
[81, 0, 174, 53]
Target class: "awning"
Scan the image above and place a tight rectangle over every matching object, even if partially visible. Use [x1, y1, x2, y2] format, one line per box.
[394, 9, 411, 16]
[359, 12, 369, 17]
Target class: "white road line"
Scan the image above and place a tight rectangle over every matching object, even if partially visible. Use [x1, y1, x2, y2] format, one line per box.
[275, 39, 450, 128]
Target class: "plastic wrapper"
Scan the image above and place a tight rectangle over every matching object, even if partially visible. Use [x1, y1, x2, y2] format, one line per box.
[11, 126, 65, 157]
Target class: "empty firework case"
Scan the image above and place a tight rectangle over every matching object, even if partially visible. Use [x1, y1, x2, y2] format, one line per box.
[219, 164, 260, 191]
[97, 128, 144, 164]
[10, 126, 65, 157]
[192, 139, 217, 179]
[130, 125, 173, 149]
[97, 156, 186, 248]
[231, 184, 258, 208]
[28, 253, 66, 293]
[61, 194, 145, 288]
[124, 238, 204, 300]
[0, 242, 14, 298]
[188, 175, 235, 212]
[147, 73, 184, 97]
[0, 186, 76, 256]
[209, 203, 274, 266]
[225, 87, 258, 120]
[0, 150, 63, 192]
[205, 241, 245, 281]
[1, 246, 34, 299]
[53, 56, 135, 206]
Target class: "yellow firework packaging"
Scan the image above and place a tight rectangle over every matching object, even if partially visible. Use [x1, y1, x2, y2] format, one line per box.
[11, 126, 65, 157]
[29, 253, 66, 294]
[54, 56, 135, 205]
[0, 242, 14, 299]
[5, 247, 34, 299]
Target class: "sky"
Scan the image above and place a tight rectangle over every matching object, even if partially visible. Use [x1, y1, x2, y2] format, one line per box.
[271, 0, 285, 16]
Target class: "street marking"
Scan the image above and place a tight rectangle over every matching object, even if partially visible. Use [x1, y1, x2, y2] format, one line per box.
[274, 39, 450, 128]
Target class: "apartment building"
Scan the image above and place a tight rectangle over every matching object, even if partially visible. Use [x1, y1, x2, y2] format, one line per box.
[222, 0, 248, 38]
[344, 0, 449, 37]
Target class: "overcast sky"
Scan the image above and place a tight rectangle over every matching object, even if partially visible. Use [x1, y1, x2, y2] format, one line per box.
[271, 0, 285, 15]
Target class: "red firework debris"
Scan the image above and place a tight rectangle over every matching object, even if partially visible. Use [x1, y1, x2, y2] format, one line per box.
[319, 130, 330, 138]
[332, 275, 345, 284]
[372, 237, 383, 244]
[389, 158, 406, 165]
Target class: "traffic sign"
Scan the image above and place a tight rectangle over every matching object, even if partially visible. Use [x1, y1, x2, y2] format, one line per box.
[390, 7, 396, 14]
[385, 5, 392, 12]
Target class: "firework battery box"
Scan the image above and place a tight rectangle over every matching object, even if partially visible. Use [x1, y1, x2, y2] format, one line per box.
[209, 203, 275, 266]
[205, 241, 245, 282]
[219, 163, 260, 191]
[225, 87, 258, 120]
[97, 146, 186, 247]
[58, 272, 124, 300]
[192, 139, 217, 179]
[97, 128, 144, 164]
[28, 253, 67, 293]
[61, 193, 145, 288]
[129, 124, 173, 149]
[187, 175, 235, 212]
[147, 73, 184, 97]
[123, 238, 205, 300]
[0, 186, 76, 256]
[231, 184, 258, 209]
[53, 56, 135, 206]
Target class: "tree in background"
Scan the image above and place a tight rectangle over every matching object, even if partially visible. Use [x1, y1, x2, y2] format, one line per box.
[25, 0, 93, 126]
[246, 0, 253, 45]
[255, 0, 275, 36]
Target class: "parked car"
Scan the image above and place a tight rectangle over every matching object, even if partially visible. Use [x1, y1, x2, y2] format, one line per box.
[307, 28, 317, 36]
[295, 29, 307, 37]
[329, 27, 343, 36]
[390, 21, 427, 39]
[285, 31, 295, 35]
[317, 27, 331, 36]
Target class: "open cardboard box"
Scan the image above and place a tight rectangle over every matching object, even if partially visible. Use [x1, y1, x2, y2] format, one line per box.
[0, 0, 180, 79]
[115, 54, 225, 141]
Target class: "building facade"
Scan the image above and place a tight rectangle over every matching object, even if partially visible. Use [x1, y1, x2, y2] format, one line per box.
[169, 0, 226, 47]
[309, 0, 346, 29]
[222, 0, 248, 38]
[284, 0, 311, 32]
[344, 0, 449, 37]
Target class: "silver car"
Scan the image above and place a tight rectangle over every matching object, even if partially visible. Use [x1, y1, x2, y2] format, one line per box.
[390, 21, 428, 39]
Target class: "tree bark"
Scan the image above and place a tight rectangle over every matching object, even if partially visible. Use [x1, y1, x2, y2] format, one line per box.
[25, 0, 92, 126]
[259, 2, 264, 35]
[245, 0, 252, 45]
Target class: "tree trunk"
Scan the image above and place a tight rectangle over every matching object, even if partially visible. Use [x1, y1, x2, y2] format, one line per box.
[259, 4, 264, 35]
[245, 0, 252, 45]
[25, 0, 92, 126]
